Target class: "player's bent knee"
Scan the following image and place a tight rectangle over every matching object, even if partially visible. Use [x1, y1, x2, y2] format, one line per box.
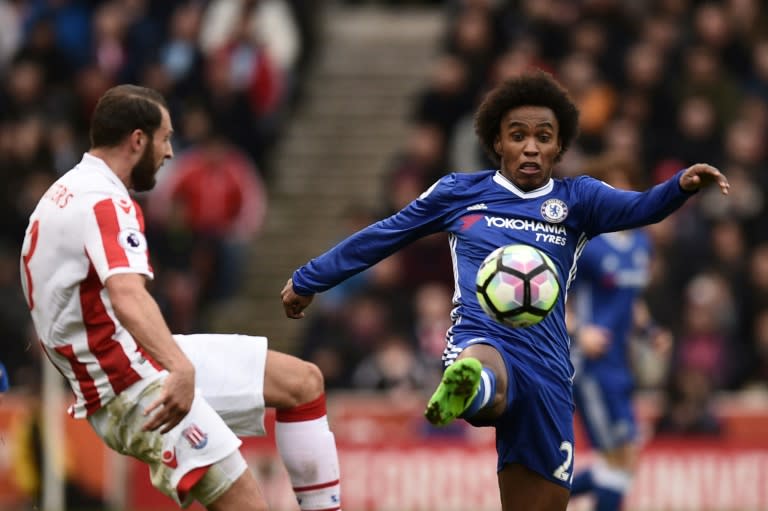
[294, 360, 324, 405]
[198, 451, 267, 511]
[265, 351, 325, 408]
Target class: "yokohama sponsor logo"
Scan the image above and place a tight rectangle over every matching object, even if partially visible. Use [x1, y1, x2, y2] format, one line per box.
[483, 216, 566, 234]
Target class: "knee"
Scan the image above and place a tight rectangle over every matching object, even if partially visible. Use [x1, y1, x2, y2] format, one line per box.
[289, 360, 325, 407]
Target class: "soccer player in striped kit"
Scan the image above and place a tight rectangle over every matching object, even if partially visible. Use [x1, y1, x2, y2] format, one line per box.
[282, 70, 729, 510]
[21, 85, 341, 511]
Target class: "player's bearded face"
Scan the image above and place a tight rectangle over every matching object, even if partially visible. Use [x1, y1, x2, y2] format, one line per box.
[131, 136, 158, 192]
[496, 106, 561, 192]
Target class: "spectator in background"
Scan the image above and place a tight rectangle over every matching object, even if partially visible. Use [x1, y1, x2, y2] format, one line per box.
[674, 272, 741, 390]
[300, 289, 396, 389]
[156, 2, 207, 100]
[352, 331, 431, 394]
[147, 103, 267, 329]
[199, 0, 296, 173]
[0, 241, 38, 389]
[745, 307, 768, 391]
[412, 54, 475, 147]
[656, 366, 722, 436]
[0, 0, 22, 73]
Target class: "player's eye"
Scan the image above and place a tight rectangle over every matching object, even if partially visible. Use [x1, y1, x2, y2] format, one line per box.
[511, 132, 525, 141]
[538, 134, 552, 143]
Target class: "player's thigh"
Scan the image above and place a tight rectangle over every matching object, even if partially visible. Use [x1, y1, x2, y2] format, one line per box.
[175, 334, 268, 436]
[498, 463, 570, 511]
[263, 349, 324, 408]
[206, 463, 267, 511]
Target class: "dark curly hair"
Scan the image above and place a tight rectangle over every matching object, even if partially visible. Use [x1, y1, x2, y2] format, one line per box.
[474, 70, 580, 165]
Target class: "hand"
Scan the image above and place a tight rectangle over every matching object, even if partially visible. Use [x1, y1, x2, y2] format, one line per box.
[143, 364, 195, 433]
[281, 278, 314, 319]
[577, 324, 612, 359]
[679, 163, 730, 194]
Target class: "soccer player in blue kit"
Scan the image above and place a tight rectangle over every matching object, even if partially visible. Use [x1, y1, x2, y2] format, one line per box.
[567, 157, 673, 511]
[281, 71, 730, 510]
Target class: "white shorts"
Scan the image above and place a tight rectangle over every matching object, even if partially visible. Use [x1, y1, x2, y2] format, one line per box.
[175, 333, 268, 436]
[88, 333, 268, 507]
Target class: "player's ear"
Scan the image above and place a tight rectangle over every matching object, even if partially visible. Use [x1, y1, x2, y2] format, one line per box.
[131, 129, 144, 151]
[494, 138, 502, 155]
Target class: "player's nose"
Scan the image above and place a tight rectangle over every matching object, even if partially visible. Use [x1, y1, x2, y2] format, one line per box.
[522, 137, 539, 154]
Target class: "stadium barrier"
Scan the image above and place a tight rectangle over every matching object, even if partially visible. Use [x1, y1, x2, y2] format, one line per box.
[1, 391, 767, 510]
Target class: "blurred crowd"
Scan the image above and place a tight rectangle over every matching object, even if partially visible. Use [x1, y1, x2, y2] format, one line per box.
[299, 0, 768, 437]
[0, 0, 318, 387]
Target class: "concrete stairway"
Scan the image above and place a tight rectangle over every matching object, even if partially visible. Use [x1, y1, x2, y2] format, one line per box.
[208, 4, 444, 353]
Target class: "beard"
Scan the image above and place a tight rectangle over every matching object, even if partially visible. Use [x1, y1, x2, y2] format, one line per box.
[130, 142, 158, 192]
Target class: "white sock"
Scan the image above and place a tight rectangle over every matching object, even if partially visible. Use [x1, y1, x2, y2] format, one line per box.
[275, 398, 341, 510]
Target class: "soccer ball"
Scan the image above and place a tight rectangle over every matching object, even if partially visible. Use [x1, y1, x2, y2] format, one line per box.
[475, 244, 560, 328]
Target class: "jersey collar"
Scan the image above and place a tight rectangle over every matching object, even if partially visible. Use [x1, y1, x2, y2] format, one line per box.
[493, 171, 553, 198]
[81, 152, 130, 195]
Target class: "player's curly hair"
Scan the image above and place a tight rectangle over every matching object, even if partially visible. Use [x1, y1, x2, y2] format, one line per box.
[474, 70, 580, 165]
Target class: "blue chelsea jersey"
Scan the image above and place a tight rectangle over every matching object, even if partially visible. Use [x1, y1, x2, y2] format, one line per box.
[293, 170, 692, 381]
[570, 230, 652, 387]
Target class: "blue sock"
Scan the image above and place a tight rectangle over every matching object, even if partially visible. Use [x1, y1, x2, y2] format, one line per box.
[570, 469, 594, 496]
[593, 463, 631, 511]
[461, 367, 496, 418]
[595, 486, 624, 511]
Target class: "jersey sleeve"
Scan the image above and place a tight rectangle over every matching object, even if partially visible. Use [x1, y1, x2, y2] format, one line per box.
[292, 174, 455, 295]
[576, 169, 694, 237]
[83, 196, 154, 283]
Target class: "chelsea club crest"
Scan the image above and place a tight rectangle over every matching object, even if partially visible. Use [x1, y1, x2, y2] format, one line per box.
[540, 199, 569, 223]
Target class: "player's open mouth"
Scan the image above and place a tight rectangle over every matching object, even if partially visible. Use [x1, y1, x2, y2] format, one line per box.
[518, 163, 541, 174]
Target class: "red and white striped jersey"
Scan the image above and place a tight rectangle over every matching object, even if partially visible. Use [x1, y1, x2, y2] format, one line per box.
[20, 153, 165, 418]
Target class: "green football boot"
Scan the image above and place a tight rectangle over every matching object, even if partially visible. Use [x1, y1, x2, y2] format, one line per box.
[424, 357, 482, 426]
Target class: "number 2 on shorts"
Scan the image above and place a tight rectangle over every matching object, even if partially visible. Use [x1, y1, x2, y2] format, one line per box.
[552, 440, 573, 483]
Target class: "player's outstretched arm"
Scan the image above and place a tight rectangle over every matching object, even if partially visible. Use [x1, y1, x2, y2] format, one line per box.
[106, 273, 195, 433]
[281, 278, 314, 319]
[679, 163, 730, 194]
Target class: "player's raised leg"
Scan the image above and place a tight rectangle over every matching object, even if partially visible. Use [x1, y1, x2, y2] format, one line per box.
[264, 351, 342, 511]
[425, 343, 508, 426]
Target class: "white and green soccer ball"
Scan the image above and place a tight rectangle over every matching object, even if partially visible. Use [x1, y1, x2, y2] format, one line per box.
[475, 244, 560, 328]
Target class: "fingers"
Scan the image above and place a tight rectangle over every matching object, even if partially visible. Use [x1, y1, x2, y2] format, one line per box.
[682, 163, 730, 194]
[718, 175, 730, 195]
[284, 301, 306, 319]
[143, 392, 188, 432]
[142, 397, 168, 432]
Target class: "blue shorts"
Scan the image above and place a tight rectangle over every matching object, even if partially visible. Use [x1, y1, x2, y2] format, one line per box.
[573, 372, 636, 451]
[444, 336, 575, 490]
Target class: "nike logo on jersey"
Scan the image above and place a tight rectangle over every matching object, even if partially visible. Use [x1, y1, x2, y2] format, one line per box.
[467, 203, 488, 210]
